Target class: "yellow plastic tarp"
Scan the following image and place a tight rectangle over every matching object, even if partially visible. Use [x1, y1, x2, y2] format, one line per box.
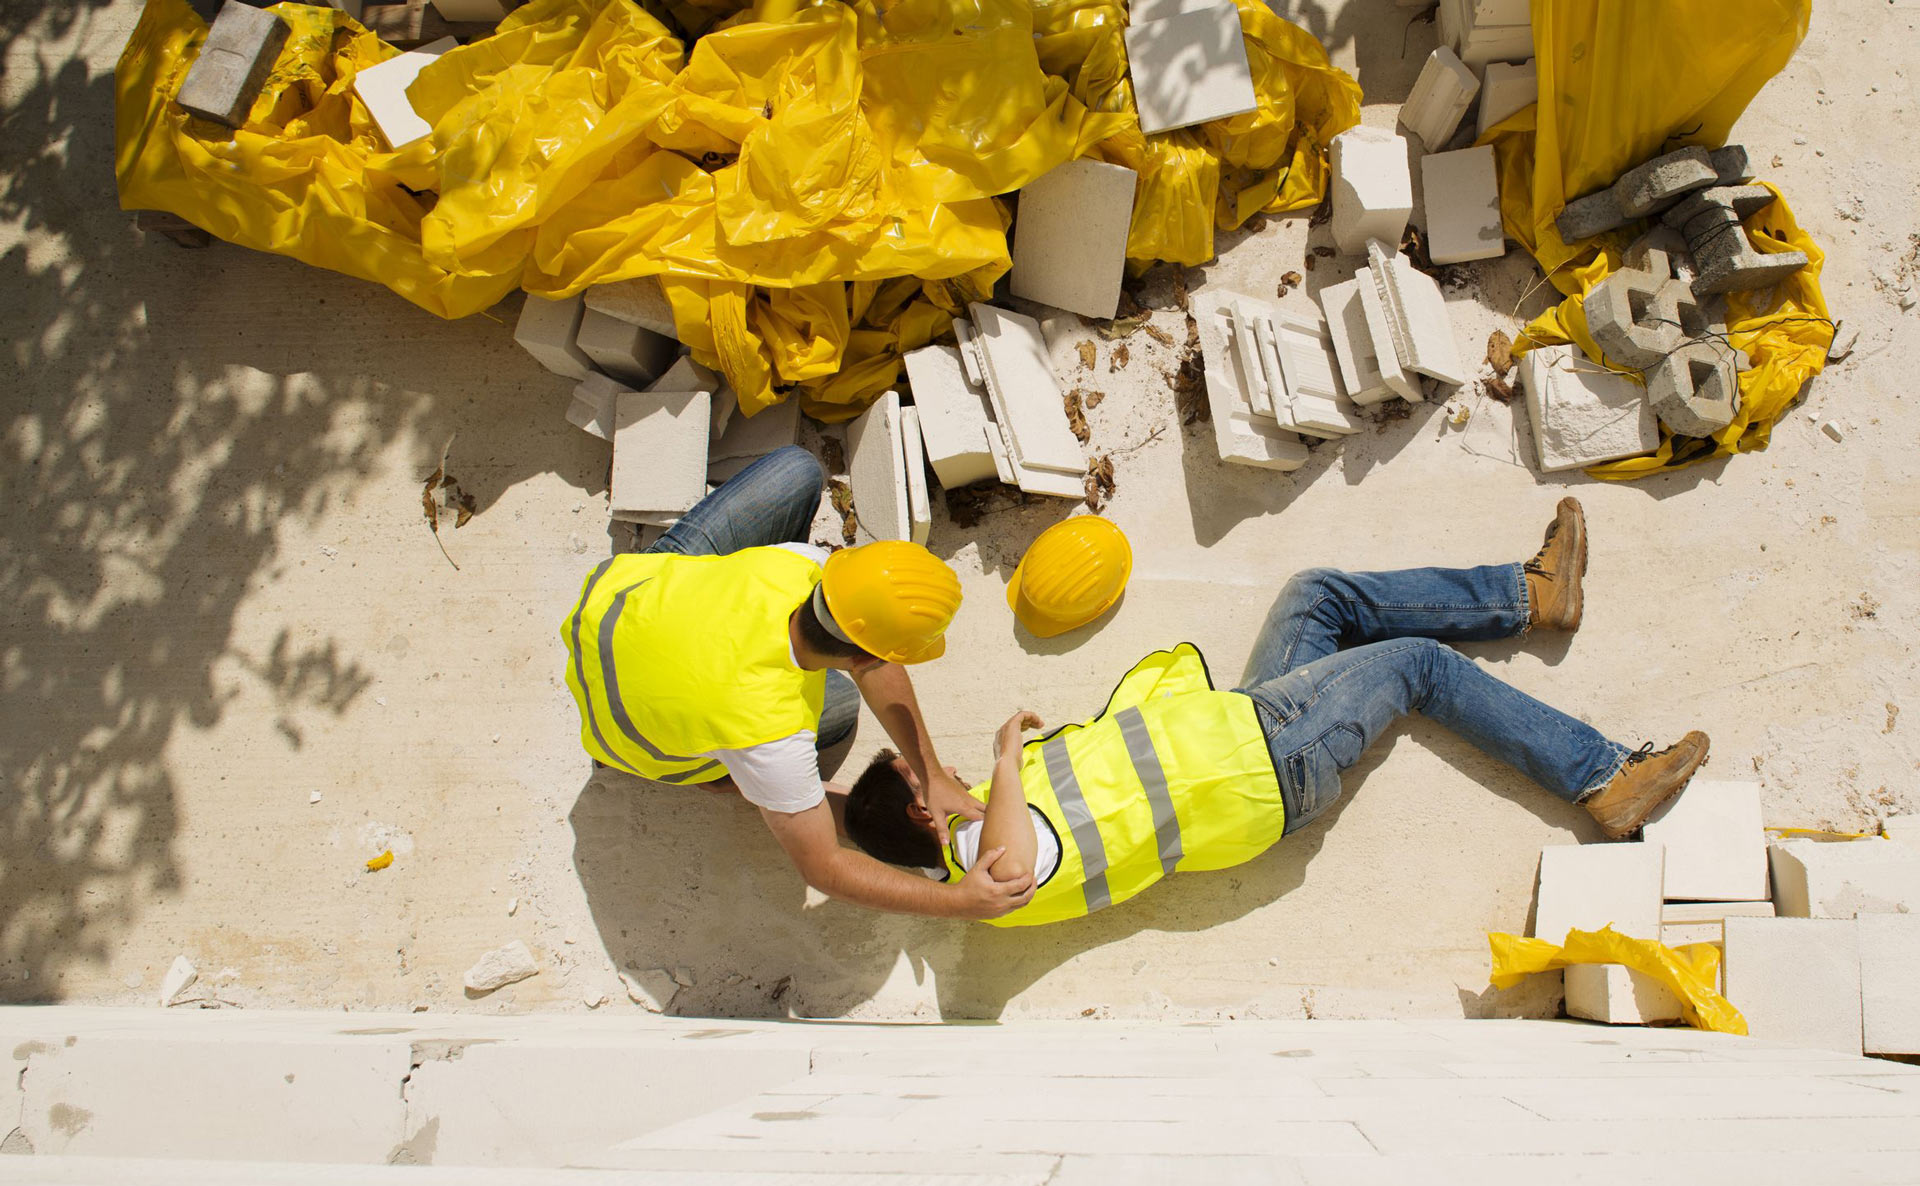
[1484, 0, 1833, 478]
[1488, 926, 1747, 1035]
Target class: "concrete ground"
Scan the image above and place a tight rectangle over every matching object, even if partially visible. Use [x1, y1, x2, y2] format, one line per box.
[2, 0, 1914, 1022]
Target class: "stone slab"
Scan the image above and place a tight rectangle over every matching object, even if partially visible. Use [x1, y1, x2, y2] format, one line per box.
[1366, 240, 1467, 385]
[1641, 779, 1769, 901]
[1616, 146, 1718, 220]
[1516, 343, 1658, 472]
[610, 390, 711, 520]
[847, 392, 909, 544]
[1401, 45, 1479, 151]
[648, 356, 731, 439]
[1330, 126, 1412, 257]
[1662, 901, 1775, 925]
[900, 407, 932, 547]
[1259, 307, 1363, 436]
[1859, 913, 1920, 1055]
[709, 397, 800, 463]
[1420, 145, 1503, 265]
[1123, 5, 1259, 136]
[1011, 158, 1139, 319]
[1196, 294, 1310, 469]
[1722, 917, 1862, 1055]
[966, 303, 1084, 476]
[1768, 838, 1920, 918]
[351, 36, 456, 149]
[1533, 842, 1664, 944]
[1318, 278, 1394, 405]
[513, 294, 594, 381]
[566, 373, 631, 443]
[175, 2, 289, 127]
[1456, 21, 1534, 70]
[1353, 263, 1423, 401]
[1476, 58, 1536, 137]
[583, 276, 678, 340]
[575, 308, 676, 388]
[1564, 964, 1684, 1025]
[901, 345, 998, 489]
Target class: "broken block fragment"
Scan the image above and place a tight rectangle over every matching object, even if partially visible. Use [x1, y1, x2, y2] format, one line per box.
[1420, 145, 1503, 265]
[1400, 45, 1479, 152]
[1475, 59, 1536, 138]
[514, 294, 594, 381]
[1365, 240, 1466, 386]
[901, 345, 998, 489]
[1353, 266, 1423, 402]
[1330, 127, 1412, 257]
[1662, 185, 1811, 294]
[1195, 292, 1310, 470]
[610, 390, 712, 523]
[963, 305, 1087, 497]
[1564, 964, 1683, 1026]
[575, 308, 676, 389]
[1439, 0, 1533, 69]
[1555, 144, 1755, 244]
[351, 36, 456, 149]
[1123, 3, 1259, 136]
[847, 392, 911, 544]
[175, 2, 290, 128]
[1011, 159, 1139, 320]
[900, 407, 933, 547]
[1317, 279, 1395, 406]
[1516, 344, 1658, 472]
[567, 372, 632, 442]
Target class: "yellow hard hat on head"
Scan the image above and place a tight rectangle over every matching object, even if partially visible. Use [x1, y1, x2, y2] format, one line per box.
[819, 541, 963, 664]
[1007, 516, 1132, 638]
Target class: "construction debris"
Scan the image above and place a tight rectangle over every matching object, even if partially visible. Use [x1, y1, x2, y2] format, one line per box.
[574, 309, 675, 389]
[463, 941, 539, 994]
[1364, 239, 1467, 386]
[1555, 144, 1753, 243]
[159, 955, 198, 1007]
[959, 305, 1087, 498]
[846, 392, 911, 544]
[901, 346, 998, 489]
[1011, 159, 1139, 320]
[174, 2, 288, 128]
[900, 408, 932, 547]
[1515, 344, 1658, 472]
[1401, 45, 1479, 151]
[1438, 0, 1533, 69]
[1583, 244, 1745, 436]
[1330, 126, 1412, 256]
[1123, 2, 1259, 136]
[1420, 145, 1504, 265]
[621, 967, 678, 1012]
[610, 390, 712, 524]
[583, 275, 678, 339]
[351, 36, 456, 150]
[1476, 58, 1537, 137]
[1663, 184, 1812, 294]
[1317, 279, 1396, 406]
[514, 295, 594, 382]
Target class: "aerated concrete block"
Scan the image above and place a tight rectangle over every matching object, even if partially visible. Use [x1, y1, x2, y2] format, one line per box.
[847, 392, 910, 544]
[583, 276, 678, 339]
[1401, 45, 1479, 151]
[1196, 293, 1310, 470]
[351, 36, 456, 149]
[1353, 264, 1423, 402]
[610, 390, 711, 521]
[1330, 127, 1412, 256]
[648, 356, 732, 439]
[1661, 901, 1775, 925]
[1641, 779, 1768, 901]
[1366, 240, 1467, 386]
[1663, 185, 1811, 295]
[901, 345, 998, 489]
[1456, 22, 1533, 70]
[709, 398, 800, 464]
[966, 303, 1085, 480]
[1565, 963, 1683, 1026]
[1318, 279, 1394, 405]
[1859, 913, 1920, 1055]
[1768, 838, 1920, 919]
[1722, 917, 1862, 1054]
[1123, 4, 1259, 136]
[1011, 159, 1139, 319]
[568, 372, 633, 442]
[576, 308, 676, 388]
[900, 407, 932, 547]
[1516, 343, 1657, 472]
[1476, 59, 1536, 138]
[1420, 145, 1503, 265]
[514, 294, 594, 380]
[175, 2, 289, 128]
[1533, 842, 1665, 944]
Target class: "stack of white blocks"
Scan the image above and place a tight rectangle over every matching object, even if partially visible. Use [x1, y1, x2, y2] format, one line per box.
[1400, 45, 1478, 152]
[901, 345, 999, 491]
[1122, 1, 1259, 136]
[845, 392, 932, 546]
[1438, 0, 1533, 71]
[1515, 343, 1660, 472]
[1011, 159, 1139, 320]
[1203, 294, 1366, 449]
[1535, 842, 1680, 1026]
[1329, 126, 1412, 257]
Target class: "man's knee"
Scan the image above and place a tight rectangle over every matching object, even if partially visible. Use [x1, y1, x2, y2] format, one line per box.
[1282, 566, 1347, 604]
[762, 444, 826, 503]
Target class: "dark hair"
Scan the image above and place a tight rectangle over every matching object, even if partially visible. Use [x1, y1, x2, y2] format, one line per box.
[796, 594, 876, 663]
[845, 750, 944, 869]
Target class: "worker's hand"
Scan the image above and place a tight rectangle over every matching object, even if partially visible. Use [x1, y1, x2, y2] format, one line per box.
[924, 766, 983, 845]
[952, 847, 1036, 919]
[994, 710, 1043, 760]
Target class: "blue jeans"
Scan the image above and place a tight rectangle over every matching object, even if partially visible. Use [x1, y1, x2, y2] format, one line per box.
[1236, 566, 1631, 834]
[642, 445, 858, 749]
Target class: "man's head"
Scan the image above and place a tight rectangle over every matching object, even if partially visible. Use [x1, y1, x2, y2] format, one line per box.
[794, 587, 880, 669]
[844, 750, 943, 868]
[816, 541, 963, 665]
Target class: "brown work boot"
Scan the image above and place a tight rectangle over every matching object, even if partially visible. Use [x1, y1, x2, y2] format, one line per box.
[1583, 732, 1711, 839]
[1525, 497, 1586, 632]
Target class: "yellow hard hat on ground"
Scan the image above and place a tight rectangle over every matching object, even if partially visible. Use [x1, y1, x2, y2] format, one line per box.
[1007, 516, 1133, 638]
[818, 541, 963, 664]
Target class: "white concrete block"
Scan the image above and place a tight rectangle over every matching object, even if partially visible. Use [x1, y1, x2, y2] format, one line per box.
[1769, 838, 1920, 918]
[1353, 265, 1423, 401]
[647, 356, 731, 439]
[514, 293, 594, 381]
[1884, 815, 1920, 854]
[709, 397, 800, 463]
[1662, 901, 1775, 925]
[1420, 145, 1504, 265]
[1318, 279, 1395, 405]
[576, 308, 677, 388]
[568, 373, 632, 442]
[1722, 917, 1862, 1054]
[1011, 159, 1139, 319]
[1516, 343, 1659, 472]
[966, 303, 1085, 478]
[1859, 913, 1920, 1055]
[902, 345, 999, 489]
[1259, 307, 1363, 437]
[900, 407, 932, 547]
[583, 275, 679, 339]
[1123, 4, 1259, 135]
[1366, 239, 1467, 386]
[351, 35, 455, 149]
[1477, 58, 1537, 137]
[1640, 779, 1769, 902]
[1565, 964, 1684, 1025]
[1010, 462, 1089, 500]
[985, 422, 1018, 484]
[429, 0, 508, 20]
[1459, 21, 1534, 69]
[1533, 842, 1665, 944]
[1195, 294, 1310, 470]
[1330, 126, 1412, 256]
[1400, 45, 1479, 151]
[1128, 0, 1222, 21]
[1660, 921, 1723, 948]
[847, 392, 910, 544]
[611, 390, 712, 520]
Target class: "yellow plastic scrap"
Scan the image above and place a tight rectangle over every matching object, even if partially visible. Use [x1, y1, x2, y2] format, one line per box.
[366, 849, 394, 872]
[1484, 0, 1831, 479]
[1488, 926, 1747, 1036]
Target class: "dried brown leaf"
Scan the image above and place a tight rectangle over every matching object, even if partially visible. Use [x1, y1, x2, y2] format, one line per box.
[420, 434, 462, 570]
[1303, 255, 1316, 272]
[1076, 340, 1097, 370]
[1064, 389, 1090, 443]
[828, 477, 854, 515]
[1486, 330, 1514, 378]
[1083, 453, 1117, 512]
[1313, 245, 1336, 258]
[1083, 389, 1106, 410]
[1094, 312, 1151, 341]
[1143, 323, 1175, 346]
[1482, 374, 1515, 403]
[1109, 343, 1130, 371]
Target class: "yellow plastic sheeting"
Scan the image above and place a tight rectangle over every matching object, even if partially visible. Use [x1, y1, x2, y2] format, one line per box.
[1488, 926, 1748, 1036]
[114, 0, 522, 319]
[1486, 0, 1831, 478]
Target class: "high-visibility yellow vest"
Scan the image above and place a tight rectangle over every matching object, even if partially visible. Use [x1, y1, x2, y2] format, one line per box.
[560, 547, 826, 783]
[940, 643, 1285, 927]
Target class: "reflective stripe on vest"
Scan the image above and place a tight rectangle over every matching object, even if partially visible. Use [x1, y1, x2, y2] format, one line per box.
[1042, 735, 1112, 913]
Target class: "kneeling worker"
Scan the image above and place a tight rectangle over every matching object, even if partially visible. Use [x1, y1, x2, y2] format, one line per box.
[844, 499, 1710, 925]
[562, 445, 1032, 919]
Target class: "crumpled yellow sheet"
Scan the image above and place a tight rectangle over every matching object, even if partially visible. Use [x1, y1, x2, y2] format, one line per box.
[1484, 0, 1832, 478]
[1488, 926, 1748, 1035]
[116, 0, 1358, 420]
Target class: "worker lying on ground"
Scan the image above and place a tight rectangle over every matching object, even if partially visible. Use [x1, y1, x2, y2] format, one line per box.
[562, 445, 1032, 920]
[843, 499, 1711, 926]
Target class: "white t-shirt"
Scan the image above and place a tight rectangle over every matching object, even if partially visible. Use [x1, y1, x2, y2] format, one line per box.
[710, 543, 832, 814]
[930, 807, 1062, 884]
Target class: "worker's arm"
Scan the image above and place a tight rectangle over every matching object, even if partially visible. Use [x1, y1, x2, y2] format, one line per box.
[853, 661, 983, 839]
[760, 799, 1034, 919]
[978, 711, 1043, 882]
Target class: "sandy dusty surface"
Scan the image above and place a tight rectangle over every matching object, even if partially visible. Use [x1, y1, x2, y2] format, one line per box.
[2, 0, 1916, 1021]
